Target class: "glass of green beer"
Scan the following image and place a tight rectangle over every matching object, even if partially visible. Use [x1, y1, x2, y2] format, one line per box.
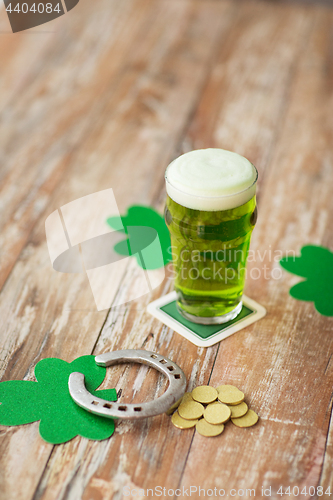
[164, 148, 258, 324]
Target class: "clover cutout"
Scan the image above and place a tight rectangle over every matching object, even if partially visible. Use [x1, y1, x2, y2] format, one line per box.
[107, 205, 171, 270]
[280, 245, 333, 316]
[0, 356, 117, 444]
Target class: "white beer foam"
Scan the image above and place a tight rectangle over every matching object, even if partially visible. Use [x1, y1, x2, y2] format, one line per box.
[165, 149, 257, 211]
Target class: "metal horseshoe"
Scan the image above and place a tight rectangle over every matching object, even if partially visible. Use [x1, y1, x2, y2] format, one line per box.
[68, 349, 187, 420]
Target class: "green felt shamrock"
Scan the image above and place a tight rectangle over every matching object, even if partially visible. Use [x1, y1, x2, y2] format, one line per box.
[107, 205, 171, 270]
[0, 356, 117, 444]
[280, 245, 333, 316]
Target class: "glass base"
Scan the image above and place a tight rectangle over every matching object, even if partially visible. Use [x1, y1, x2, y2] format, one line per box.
[176, 301, 243, 325]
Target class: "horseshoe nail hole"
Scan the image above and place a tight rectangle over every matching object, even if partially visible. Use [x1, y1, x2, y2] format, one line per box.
[174, 374, 181, 379]
[134, 407, 142, 412]
[167, 366, 174, 371]
[118, 406, 127, 411]
[103, 403, 112, 409]
[150, 354, 158, 359]
[91, 401, 99, 405]
[159, 359, 167, 364]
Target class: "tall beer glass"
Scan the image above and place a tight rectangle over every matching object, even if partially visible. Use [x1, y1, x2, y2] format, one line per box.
[164, 148, 258, 324]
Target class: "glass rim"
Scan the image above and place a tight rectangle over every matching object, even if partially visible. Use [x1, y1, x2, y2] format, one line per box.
[165, 162, 258, 201]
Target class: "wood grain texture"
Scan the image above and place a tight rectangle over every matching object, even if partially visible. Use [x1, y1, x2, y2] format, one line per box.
[0, 0, 165, 292]
[0, 0, 332, 499]
[181, 2, 333, 497]
[0, 0, 233, 499]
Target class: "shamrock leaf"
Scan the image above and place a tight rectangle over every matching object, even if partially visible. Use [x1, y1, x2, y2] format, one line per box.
[0, 356, 117, 444]
[106, 205, 171, 270]
[280, 245, 333, 316]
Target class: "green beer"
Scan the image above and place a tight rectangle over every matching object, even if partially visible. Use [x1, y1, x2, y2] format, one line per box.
[164, 149, 258, 324]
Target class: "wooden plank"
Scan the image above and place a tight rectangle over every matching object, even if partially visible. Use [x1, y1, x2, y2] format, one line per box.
[180, 4, 333, 497]
[0, 0, 161, 292]
[321, 404, 333, 494]
[0, 1, 234, 499]
[0, 7, 55, 108]
[28, 3, 318, 499]
[184, 0, 310, 181]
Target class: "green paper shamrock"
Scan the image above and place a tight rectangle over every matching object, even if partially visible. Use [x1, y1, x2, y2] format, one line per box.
[280, 245, 333, 316]
[0, 356, 117, 444]
[107, 205, 171, 270]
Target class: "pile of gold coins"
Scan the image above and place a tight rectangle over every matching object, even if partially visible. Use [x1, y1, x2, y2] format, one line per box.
[168, 384, 259, 437]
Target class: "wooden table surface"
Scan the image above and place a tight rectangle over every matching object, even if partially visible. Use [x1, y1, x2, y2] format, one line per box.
[1, 0, 333, 499]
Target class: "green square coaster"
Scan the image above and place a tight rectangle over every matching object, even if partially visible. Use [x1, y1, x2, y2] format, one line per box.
[147, 292, 266, 347]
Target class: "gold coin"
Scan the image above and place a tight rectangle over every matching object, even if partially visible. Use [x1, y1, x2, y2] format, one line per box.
[204, 402, 231, 424]
[228, 401, 248, 418]
[178, 401, 204, 420]
[171, 411, 198, 429]
[166, 392, 193, 415]
[231, 409, 259, 428]
[196, 419, 224, 437]
[216, 385, 244, 405]
[192, 386, 218, 404]
[182, 392, 194, 404]
[166, 396, 183, 416]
